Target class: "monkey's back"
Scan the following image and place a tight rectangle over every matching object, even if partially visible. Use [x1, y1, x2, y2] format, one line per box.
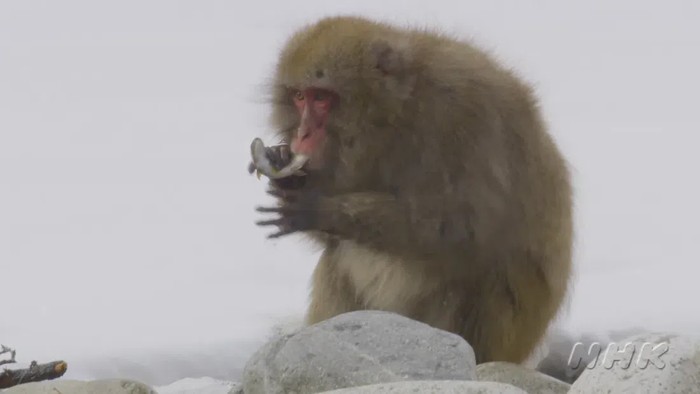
[408, 30, 574, 363]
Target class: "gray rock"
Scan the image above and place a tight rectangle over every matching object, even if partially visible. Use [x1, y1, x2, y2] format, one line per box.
[536, 328, 648, 383]
[227, 382, 243, 394]
[570, 332, 700, 393]
[536, 331, 600, 383]
[476, 362, 569, 394]
[2, 379, 156, 394]
[242, 310, 476, 394]
[318, 380, 527, 393]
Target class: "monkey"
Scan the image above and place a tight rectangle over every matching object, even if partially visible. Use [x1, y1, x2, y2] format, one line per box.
[252, 16, 573, 364]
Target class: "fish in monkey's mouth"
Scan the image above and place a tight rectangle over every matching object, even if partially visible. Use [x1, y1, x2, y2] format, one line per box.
[249, 138, 308, 179]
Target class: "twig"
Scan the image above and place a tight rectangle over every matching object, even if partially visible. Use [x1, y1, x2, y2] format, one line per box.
[0, 345, 16, 367]
[0, 360, 68, 389]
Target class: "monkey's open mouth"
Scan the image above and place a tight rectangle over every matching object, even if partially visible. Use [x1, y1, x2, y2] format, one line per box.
[249, 138, 308, 179]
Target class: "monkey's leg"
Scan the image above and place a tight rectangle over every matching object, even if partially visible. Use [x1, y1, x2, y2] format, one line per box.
[461, 267, 560, 364]
[306, 247, 362, 325]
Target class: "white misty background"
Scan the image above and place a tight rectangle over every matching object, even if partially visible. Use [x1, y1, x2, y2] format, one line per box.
[1, 0, 698, 386]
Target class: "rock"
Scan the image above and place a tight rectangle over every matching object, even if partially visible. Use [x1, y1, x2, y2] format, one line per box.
[536, 327, 648, 383]
[227, 383, 243, 394]
[536, 330, 599, 383]
[570, 332, 700, 393]
[2, 379, 156, 393]
[476, 362, 569, 394]
[242, 310, 477, 394]
[155, 377, 239, 394]
[318, 380, 527, 393]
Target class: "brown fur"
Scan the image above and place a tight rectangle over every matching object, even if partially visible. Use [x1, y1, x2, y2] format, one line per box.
[262, 16, 573, 363]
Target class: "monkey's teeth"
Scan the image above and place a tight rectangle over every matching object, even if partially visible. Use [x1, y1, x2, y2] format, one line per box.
[249, 137, 309, 179]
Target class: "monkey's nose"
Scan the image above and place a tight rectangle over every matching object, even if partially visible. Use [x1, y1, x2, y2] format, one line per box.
[298, 128, 312, 141]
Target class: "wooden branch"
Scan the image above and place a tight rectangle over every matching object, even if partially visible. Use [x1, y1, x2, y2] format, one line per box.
[0, 360, 68, 389]
[0, 345, 16, 367]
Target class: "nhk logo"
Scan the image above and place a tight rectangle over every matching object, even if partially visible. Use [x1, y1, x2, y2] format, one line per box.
[568, 341, 670, 370]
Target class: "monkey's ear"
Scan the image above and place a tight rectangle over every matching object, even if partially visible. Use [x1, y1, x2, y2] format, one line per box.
[369, 39, 415, 98]
[370, 39, 411, 76]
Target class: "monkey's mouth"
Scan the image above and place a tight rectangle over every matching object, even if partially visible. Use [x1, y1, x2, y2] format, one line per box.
[249, 138, 309, 179]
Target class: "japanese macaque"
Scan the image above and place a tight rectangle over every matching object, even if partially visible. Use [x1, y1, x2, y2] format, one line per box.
[252, 16, 573, 364]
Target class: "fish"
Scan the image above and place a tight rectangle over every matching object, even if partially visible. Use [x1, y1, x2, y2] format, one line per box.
[249, 138, 308, 179]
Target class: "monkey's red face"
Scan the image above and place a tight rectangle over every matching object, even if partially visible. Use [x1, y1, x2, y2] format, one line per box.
[290, 87, 336, 169]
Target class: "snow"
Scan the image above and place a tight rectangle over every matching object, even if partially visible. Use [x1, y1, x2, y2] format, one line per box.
[156, 377, 237, 394]
[1, 0, 698, 388]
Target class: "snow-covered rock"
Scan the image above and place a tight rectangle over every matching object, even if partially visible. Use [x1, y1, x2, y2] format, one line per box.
[317, 380, 526, 393]
[476, 362, 569, 394]
[241, 311, 477, 394]
[155, 377, 239, 394]
[570, 332, 700, 393]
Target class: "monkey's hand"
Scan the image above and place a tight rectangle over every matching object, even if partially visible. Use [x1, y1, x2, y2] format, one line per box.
[256, 191, 471, 258]
[256, 188, 329, 238]
[247, 142, 292, 175]
[256, 191, 401, 241]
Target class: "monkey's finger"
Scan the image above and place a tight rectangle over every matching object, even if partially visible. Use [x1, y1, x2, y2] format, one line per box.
[265, 147, 278, 164]
[267, 227, 297, 239]
[279, 145, 291, 164]
[256, 217, 287, 227]
[256, 206, 285, 214]
[263, 144, 294, 170]
[256, 206, 302, 216]
[266, 188, 300, 202]
[266, 189, 284, 198]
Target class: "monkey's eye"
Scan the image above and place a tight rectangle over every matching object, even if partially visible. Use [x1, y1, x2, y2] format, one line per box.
[293, 90, 304, 101]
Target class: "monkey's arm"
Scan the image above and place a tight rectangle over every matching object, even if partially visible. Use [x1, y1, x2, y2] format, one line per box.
[257, 190, 472, 257]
